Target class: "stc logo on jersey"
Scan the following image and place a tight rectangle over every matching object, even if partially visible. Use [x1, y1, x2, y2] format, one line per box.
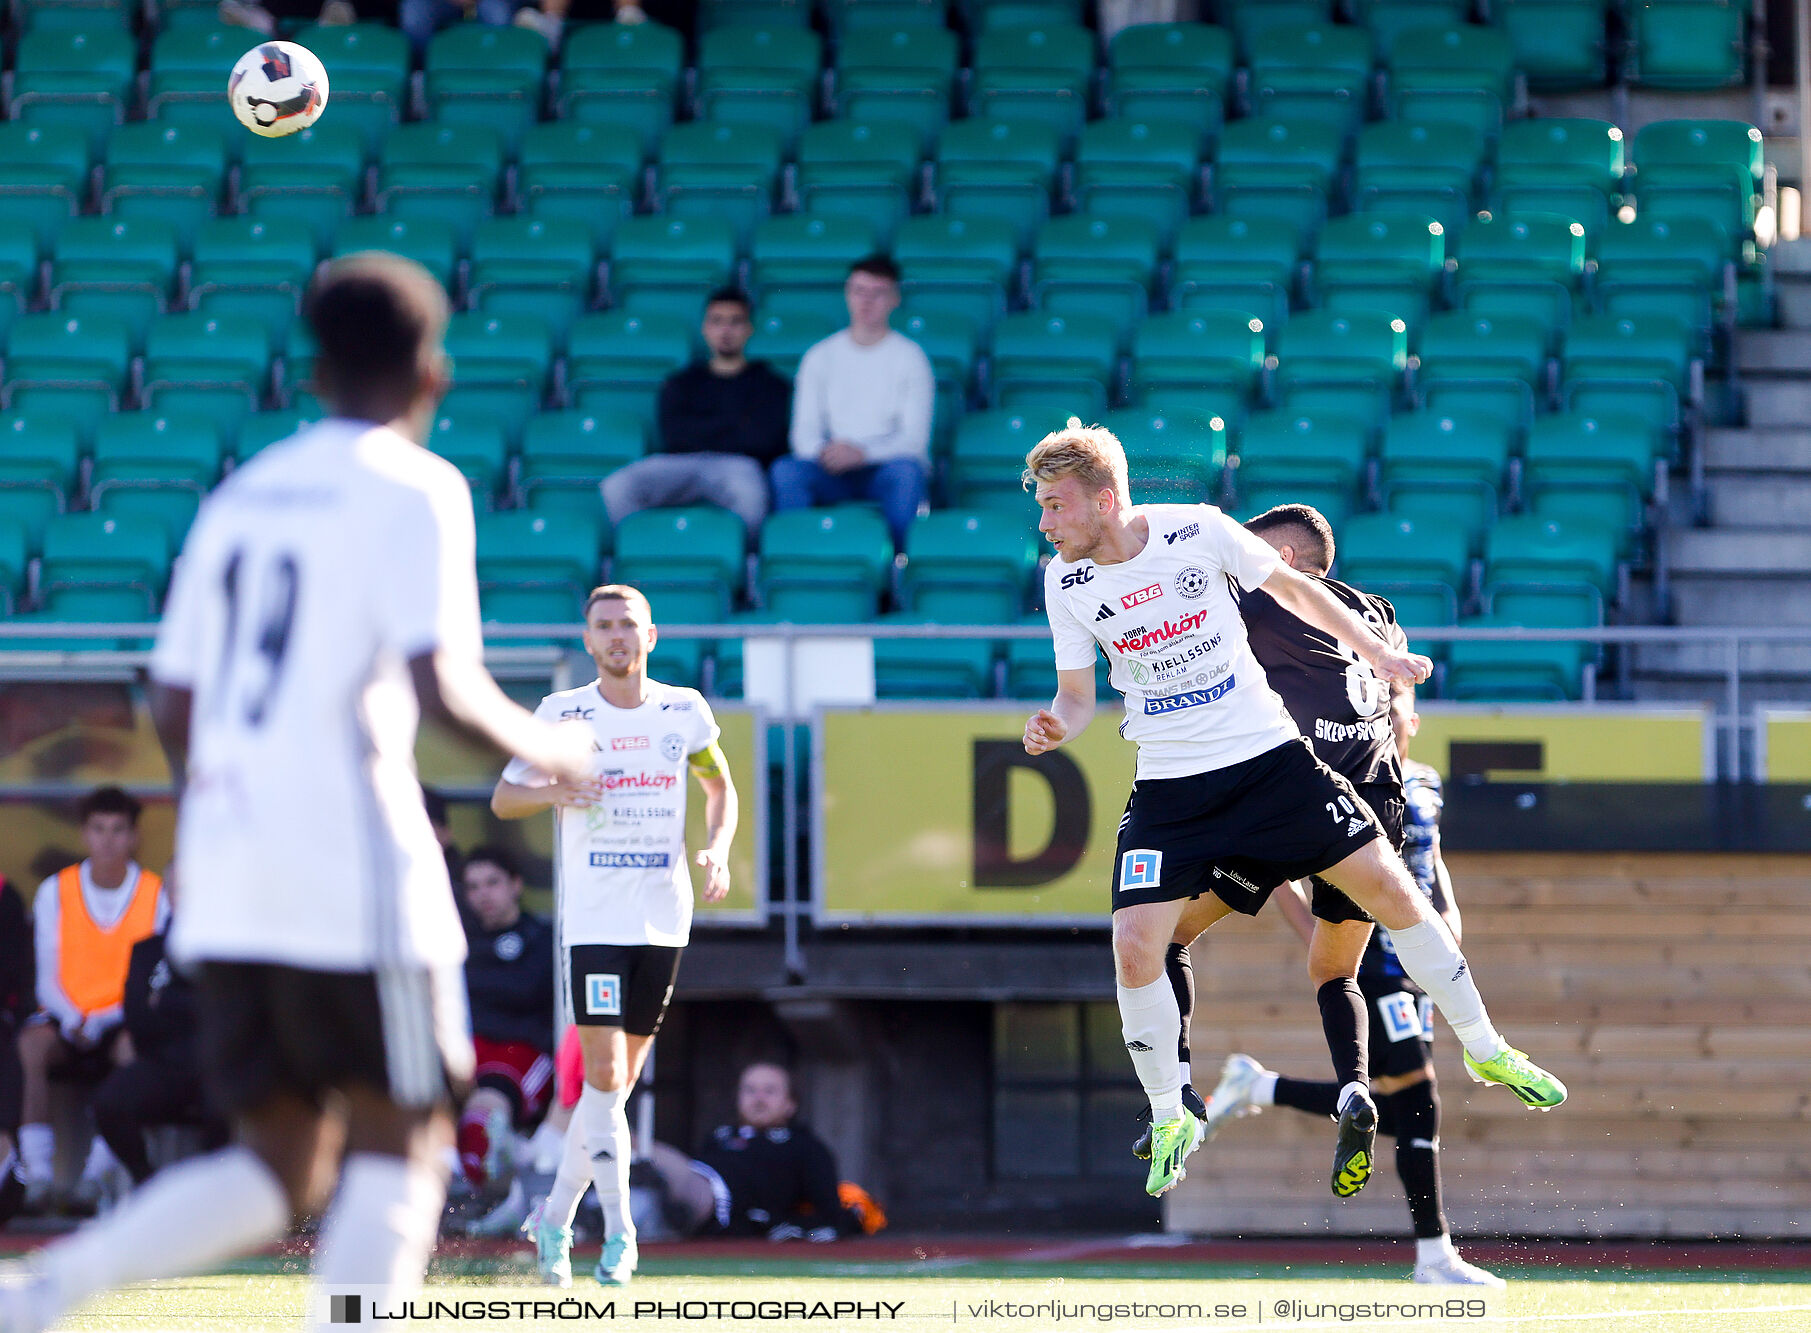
[1142, 676, 1238, 714]
[1121, 583, 1163, 609]
[1059, 565, 1094, 589]
[600, 771, 678, 792]
[1113, 608, 1211, 653]
[611, 736, 649, 751]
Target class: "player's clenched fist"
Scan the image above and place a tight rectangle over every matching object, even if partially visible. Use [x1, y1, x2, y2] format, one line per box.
[1372, 647, 1434, 686]
[1023, 707, 1067, 755]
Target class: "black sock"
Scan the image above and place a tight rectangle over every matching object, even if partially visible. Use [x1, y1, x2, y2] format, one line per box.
[1165, 943, 1194, 1070]
[1316, 977, 1369, 1097]
[1272, 1076, 1340, 1118]
[1380, 1080, 1447, 1239]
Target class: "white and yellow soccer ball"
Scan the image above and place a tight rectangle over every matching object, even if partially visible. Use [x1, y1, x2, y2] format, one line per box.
[228, 41, 329, 138]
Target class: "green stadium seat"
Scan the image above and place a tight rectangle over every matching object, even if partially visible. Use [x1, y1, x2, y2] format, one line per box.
[948, 408, 1046, 514]
[1523, 411, 1659, 538]
[187, 217, 316, 353]
[1494, 0, 1609, 92]
[1218, 0, 1334, 61]
[468, 217, 597, 346]
[1212, 117, 1344, 240]
[1631, 120, 1763, 251]
[1104, 22, 1232, 144]
[1029, 214, 1161, 347]
[520, 409, 647, 512]
[1072, 118, 1202, 244]
[892, 308, 979, 452]
[427, 410, 511, 504]
[1168, 215, 1301, 325]
[656, 122, 785, 252]
[697, 25, 822, 152]
[1273, 310, 1408, 424]
[794, 120, 921, 245]
[971, 23, 1098, 150]
[1248, 24, 1373, 136]
[1626, 0, 1745, 90]
[746, 310, 838, 378]
[1235, 482, 1355, 529]
[749, 214, 878, 319]
[1234, 408, 1370, 507]
[831, 26, 959, 152]
[141, 312, 271, 437]
[1386, 24, 1516, 139]
[516, 121, 641, 253]
[901, 509, 1040, 622]
[0, 516, 27, 614]
[935, 118, 1062, 250]
[965, 0, 1083, 32]
[332, 216, 460, 290]
[612, 507, 748, 612]
[9, 588, 158, 652]
[759, 506, 893, 620]
[100, 123, 228, 253]
[1493, 118, 1625, 236]
[894, 214, 1017, 339]
[989, 313, 1118, 414]
[1005, 616, 1115, 700]
[1351, 0, 1469, 57]
[874, 613, 999, 699]
[144, 25, 244, 135]
[480, 586, 583, 646]
[1451, 212, 1587, 338]
[702, 0, 812, 31]
[1129, 311, 1265, 416]
[14, 0, 136, 30]
[40, 513, 169, 605]
[9, 28, 135, 157]
[376, 123, 506, 252]
[1102, 406, 1228, 504]
[424, 23, 548, 153]
[442, 313, 556, 438]
[1485, 512, 1619, 600]
[1561, 313, 1695, 444]
[475, 510, 604, 594]
[291, 22, 411, 155]
[1593, 214, 1728, 346]
[566, 310, 694, 428]
[0, 125, 88, 256]
[1378, 411, 1511, 532]
[0, 413, 80, 549]
[1335, 510, 1471, 625]
[0, 221, 35, 350]
[825, 0, 945, 31]
[3, 312, 132, 435]
[557, 21, 682, 157]
[1414, 311, 1550, 428]
[1313, 212, 1445, 326]
[237, 123, 365, 253]
[1445, 613, 1590, 700]
[49, 216, 180, 350]
[1352, 121, 1484, 234]
[88, 412, 221, 541]
[639, 583, 726, 688]
[235, 408, 313, 462]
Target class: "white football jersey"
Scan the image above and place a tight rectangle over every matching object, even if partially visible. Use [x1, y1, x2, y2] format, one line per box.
[1044, 503, 1300, 780]
[502, 679, 720, 948]
[150, 419, 480, 972]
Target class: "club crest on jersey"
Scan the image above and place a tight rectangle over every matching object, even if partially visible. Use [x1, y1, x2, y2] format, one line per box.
[1121, 583, 1163, 609]
[584, 973, 622, 1017]
[494, 931, 523, 962]
[1173, 566, 1210, 599]
[1060, 565, 1095, 589]
[1120, 850, 1162, 888]
[660, 733, 687, 761]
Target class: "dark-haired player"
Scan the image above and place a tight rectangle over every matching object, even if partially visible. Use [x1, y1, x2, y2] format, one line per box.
[1, 253, 592, 1333]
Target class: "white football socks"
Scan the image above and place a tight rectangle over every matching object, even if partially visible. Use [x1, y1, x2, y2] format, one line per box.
[1117, 976, 1184, 1123]
[17, 1123, 52, 1183]
[1417, 1234, 1459, 1266]
[1251, 1071, 1279, 1106]
[312, 1153, 445, 1297]
[37, 1147, 288, 1315]
[581, 1084, 633, 1240]
[542, 1108, 592, 1229]
[1385, 919, 1508, 1063]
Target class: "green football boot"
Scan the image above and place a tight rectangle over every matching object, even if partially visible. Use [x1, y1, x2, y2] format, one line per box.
[1464, 1045, 1567, 1109]
[1144, 1111, 1206, 1197]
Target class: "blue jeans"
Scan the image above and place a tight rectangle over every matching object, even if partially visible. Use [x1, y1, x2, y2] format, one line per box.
[769, 455, 926, 550]
[400, 0, 527, 55]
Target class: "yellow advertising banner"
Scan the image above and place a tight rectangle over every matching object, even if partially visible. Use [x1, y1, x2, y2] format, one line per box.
[816, 704, 1135, 925]
[1759, 709, 1811, 781]
[1410, 705, 1712, 782]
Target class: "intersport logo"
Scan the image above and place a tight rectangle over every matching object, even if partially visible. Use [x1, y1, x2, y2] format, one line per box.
[1113, 609, 1211, 654]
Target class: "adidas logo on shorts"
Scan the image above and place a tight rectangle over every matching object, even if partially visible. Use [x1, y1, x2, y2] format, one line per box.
[1347, 817, 1367, 837]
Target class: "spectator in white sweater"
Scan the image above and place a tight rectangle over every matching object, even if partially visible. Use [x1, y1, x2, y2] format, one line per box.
[772, 255, 934, 549]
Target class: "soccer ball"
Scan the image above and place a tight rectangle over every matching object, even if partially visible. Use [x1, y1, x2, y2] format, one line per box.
[228, 41, 329, 138]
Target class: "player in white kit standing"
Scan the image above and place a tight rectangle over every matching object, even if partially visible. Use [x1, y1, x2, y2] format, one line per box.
[0, 255, 593, 1333]
[1020, 420, 1566, 1200]
[491, 583, 737, 1287]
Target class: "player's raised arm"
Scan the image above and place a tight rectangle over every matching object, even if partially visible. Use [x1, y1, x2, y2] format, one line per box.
[1260, 562, 1433, 687]
[688, 741, 737, 902]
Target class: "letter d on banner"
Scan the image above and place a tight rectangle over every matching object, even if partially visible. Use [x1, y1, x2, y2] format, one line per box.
[972, 740, 1091, 886]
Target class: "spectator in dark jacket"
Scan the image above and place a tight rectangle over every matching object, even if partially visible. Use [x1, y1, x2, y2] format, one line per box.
[457, 846, 556, 1191]
[601, 288, 792, 539]
[0, 878, 32, 1223]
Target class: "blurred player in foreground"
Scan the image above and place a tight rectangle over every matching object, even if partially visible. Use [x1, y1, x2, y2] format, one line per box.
[1021, 421, 1566, 1202]
[1, 253, 592, 1333]
[491, 584, 737, 1287]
